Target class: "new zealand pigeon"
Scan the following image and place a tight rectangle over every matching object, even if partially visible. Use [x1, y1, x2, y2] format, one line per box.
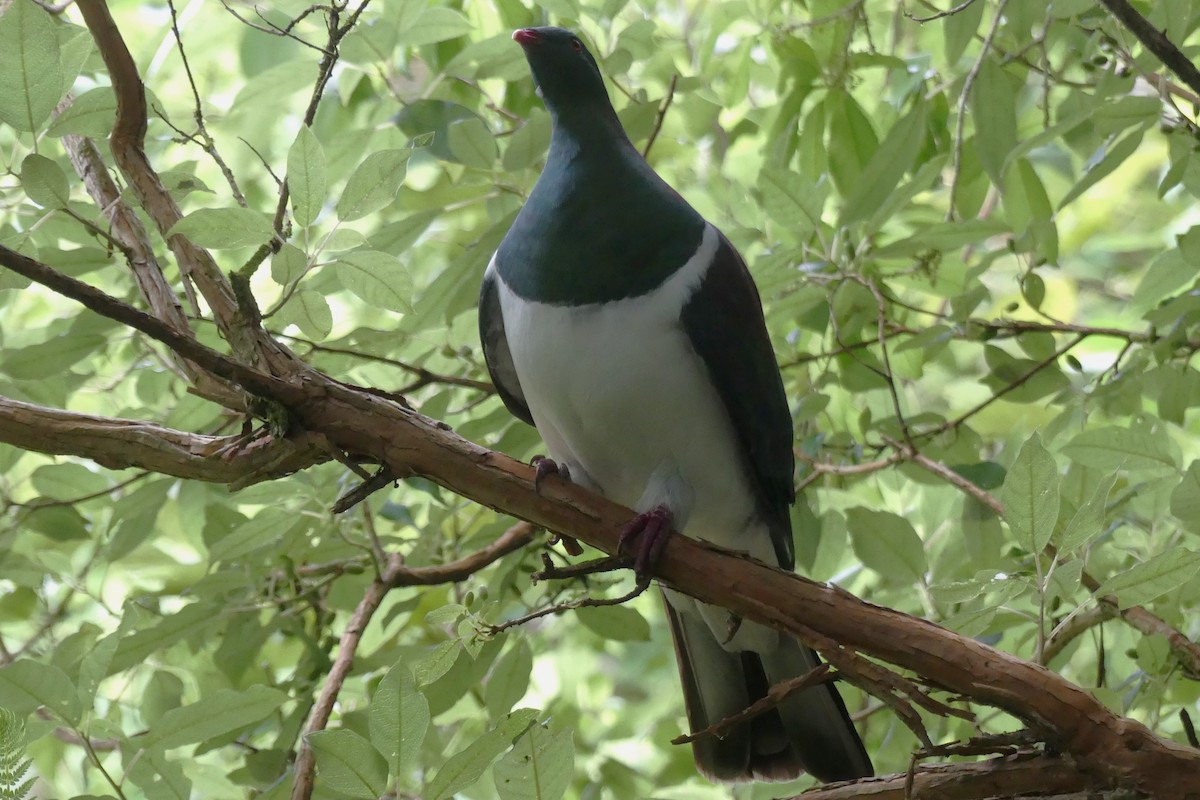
[479, 26, 873, 784]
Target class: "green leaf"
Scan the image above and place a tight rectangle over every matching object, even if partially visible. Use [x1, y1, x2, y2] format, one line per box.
[270, 242, 308, 286]
[168, 207, 275, 249]
[1059, 125, 1149, 209]
[30, 462, 109, 500]
[139, 685, 286, 751]
[1095, 548, 1200, 609]
[275, 289, 333, 340]
[21, 154, 70, 209]
[493, 721, 574, 800]
[0, 660, 80, 723]
[1171, 461, 1200, 535]
[1, 334, 105, 379]
[1131, 245, 1191, 315]
[575, 604, 651, 641]
[1002, 157, 1053, 236]
[970, 59, 1017, 183]
[333, 250, 413, 312]
[336, 149, 411, 221]
[287, 125, 327, 227]
[1058, 473, 1117, 552]
[413, 640, 461, 686]
[46, 86, 116, 138]
[109, 603, 219, 674]
[839, 103, 926, 227]
[485, 639, 533, 719]
[76, 629, 121, 710]
[1061, 426, 1180, 473]
[446, 118, 498, 169]
[503, 109, 551, 171]
[426, 709, 537, 800]
[126, 749, 191, 800]
[758, 169, 826, 237]
[846, 509, 927, 584]
[369, 662, 429, 776]
[19, 504, 89, 542]
[1000, 433, 1060, 553]
[396, 7, 473, 46]
[825, 90, 878, 195]
[307, 729, 388, 799]
[206, 508, 292, 564]
[943, 0, 984, 64]
[0, 0, 63, 132]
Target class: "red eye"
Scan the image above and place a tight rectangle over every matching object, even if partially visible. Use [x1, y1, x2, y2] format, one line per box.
[571, 38, 583, 53]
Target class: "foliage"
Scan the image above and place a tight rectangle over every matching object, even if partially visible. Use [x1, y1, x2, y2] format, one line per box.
[1, 0, 1200, 797]
[0, 708, 33, 800]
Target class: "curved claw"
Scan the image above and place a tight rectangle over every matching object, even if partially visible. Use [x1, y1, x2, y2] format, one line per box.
[531, 455, 571, 494]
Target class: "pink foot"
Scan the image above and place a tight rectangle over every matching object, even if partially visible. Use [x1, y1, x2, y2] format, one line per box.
[531, 455, 570, 493]
[618, 505, 673, 577]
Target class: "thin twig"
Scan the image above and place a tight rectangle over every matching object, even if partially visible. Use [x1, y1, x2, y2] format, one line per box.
[907, 0, 980, 23]
[642, 75, 679, 158]
[166, 0, 247, 206]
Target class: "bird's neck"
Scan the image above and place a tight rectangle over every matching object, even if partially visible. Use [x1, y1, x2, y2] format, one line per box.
[545, 101, 632, 161]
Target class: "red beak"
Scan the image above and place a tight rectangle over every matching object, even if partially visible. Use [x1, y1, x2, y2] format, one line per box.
[512, 28, 542, 46]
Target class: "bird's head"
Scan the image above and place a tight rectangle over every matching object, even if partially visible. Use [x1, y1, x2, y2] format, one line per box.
[512, 27, 611, 118]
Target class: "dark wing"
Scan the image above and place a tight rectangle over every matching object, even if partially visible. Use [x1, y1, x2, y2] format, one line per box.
[479, 268, 534, 426]
[680, 232, 796, 569]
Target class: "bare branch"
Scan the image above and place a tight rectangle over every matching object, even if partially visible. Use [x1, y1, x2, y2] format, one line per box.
[642, 74, 679, 158]
[0, 396, 328, 486]
[290, 576, 387, 800]
[791, 754, 1131, 800]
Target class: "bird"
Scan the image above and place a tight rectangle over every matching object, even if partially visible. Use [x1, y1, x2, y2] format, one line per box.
[478, 26, 873, 784]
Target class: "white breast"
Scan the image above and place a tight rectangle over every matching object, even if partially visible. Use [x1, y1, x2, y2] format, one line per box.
[490, 224, 777, 566]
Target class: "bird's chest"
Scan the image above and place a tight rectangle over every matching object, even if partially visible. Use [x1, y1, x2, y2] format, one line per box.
[494, 268, 756, 541]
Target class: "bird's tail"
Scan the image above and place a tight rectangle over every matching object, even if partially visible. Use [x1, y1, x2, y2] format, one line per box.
[665, 598, 873, 783]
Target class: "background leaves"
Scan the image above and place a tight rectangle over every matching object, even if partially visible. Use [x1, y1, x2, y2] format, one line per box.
[3, 0, 1200, 797]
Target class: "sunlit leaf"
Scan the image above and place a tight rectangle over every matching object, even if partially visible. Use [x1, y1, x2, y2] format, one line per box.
[1001, 433, 1060, 553]
[494, 720, 574, 800]
[1095, 548, 1200, 609]
[336, 149, 412, 221]
[846, 509, 927, 584]
[168, 207, 275, 249]
[0, 0, 63, 132]
[307, 729, 388, 799]
[333, 249, 413, 312]
[288, 125, 327, 227]
[370, 661, 430, 776]
[138, 685, 286, 750]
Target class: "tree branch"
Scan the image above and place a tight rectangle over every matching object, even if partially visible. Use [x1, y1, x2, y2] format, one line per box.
[1097, 0, 1200, 100]
[290, 521, 536, 800]
[0, 396, 328, 486]
[3, 250, 1198, 795]
[75, 0, 288, 372]
[791, 754, 1134, 800]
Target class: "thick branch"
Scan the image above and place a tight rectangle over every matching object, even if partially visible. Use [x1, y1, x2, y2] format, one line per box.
[3, 249, 1198, 795]
[0, 244, 302, 403]
[793, 754, 1137, 800]
[280, 382, 1200, 797]
[0, 396, 328, 486]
